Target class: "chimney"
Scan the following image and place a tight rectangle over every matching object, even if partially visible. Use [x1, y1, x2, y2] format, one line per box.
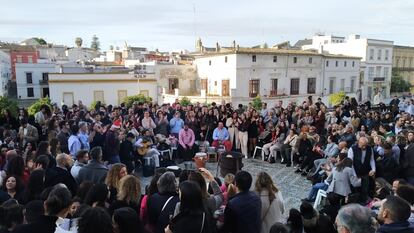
[215, 42, 220, 52]
[232, 40, 236, 48]
[59, 65, 63, 73]
[318, 45, 324, 54]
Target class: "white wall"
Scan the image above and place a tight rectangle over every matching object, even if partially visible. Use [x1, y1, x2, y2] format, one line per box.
[15, 63, 56, 99]
[49, 73, 158, 107]
[0, 50, 11, 96]
[66, 48, 99, 62]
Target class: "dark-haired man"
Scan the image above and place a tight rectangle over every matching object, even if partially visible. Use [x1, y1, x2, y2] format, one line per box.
[377, 195, 414, 233]
[220, 171, 261, 233]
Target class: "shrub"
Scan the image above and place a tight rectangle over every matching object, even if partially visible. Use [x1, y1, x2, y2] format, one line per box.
[28, 97, 51, 116]
[0, 96, 19, 117]
[329, 91, 346, 106]
[179, 97, 191, 106]
[252, 96, 262, 110]
[89, 100, 106, 111]
[391, 71, 411, 93]
[123, 94, 152, 108]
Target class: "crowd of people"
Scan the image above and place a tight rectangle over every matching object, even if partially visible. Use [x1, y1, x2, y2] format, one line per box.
[0, 94, 414, 233]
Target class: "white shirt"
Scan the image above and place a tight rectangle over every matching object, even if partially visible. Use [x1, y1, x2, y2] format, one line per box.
[348, 147, 376, 172]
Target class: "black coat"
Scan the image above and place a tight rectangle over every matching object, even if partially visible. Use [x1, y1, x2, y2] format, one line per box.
[147, 192, 180, 233]
[44, 166, 77, 196]
[402, 143, 414, 178]
[377, 221, 414, 233]
[302, 210, 336, 233]
[220, 191, 262, 233]
[169, 211, 213, 233]
[12, 215, 58, 233]
[377, 155, 399, 184]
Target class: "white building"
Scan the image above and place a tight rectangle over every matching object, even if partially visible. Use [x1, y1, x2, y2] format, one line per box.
[49, 73, 158, 107]
[303, 34, 393, 101]
[66, 47, 99, 62]
[194, 48, 361, 106]
[15, 63, 56, 99]
[0, 50, 11, 96]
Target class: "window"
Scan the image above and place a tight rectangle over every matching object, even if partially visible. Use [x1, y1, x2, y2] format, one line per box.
[26, 72, 33, 84]
[340, 79, 345, 92]
[27, 88, 34, 97]
[329, 78, 335, 94]
[368, 67, 375, 80]
[249, 79, 260, 97]
[28, 56, 33, 63]
[42, 73, 48, 81]
[369, 49, 374, 60]
[344, 61, 347, 67]
[225, 56, 228, 63]
[350, 78, 356, 93]
[273, 56, 277, 63]
[307, 78, 316, 94]
[293, 57, 297, 63]
[252, 55, 256, 62]
[16, 55, 22, 63]
[384, 67, 390, 78]
[377, 49, 382, 60]
[271, 79, 278, 96]
[209, 60, 211, 66]
[335, 61, 338, 67]
[376, 66, 382, 77]
[385, 50, 389, 61]
[308, 57, 312, 64]
[352, 61, 355, 67]
[326, 60, 329, 67]
[290, 78, 300, 95]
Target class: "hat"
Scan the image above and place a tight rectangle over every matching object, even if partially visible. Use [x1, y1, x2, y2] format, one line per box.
[300, 201, 316, 220]
[111, 119, 121, 129]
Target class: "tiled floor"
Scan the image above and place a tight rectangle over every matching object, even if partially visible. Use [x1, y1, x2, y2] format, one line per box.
[139, 158, 312, 215]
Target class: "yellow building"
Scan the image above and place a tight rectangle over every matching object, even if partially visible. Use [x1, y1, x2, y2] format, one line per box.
[393, 45, 414, 85]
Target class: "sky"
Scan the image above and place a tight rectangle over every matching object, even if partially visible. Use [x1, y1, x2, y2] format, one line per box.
[1, 0, 414, 51]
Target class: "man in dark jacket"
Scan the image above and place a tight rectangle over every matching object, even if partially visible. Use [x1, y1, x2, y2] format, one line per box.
[220, 171, 262, 233]
[402, 131, 414, 185]
[377, 142, 399, 184]
[119, 132, 135, 173]
[348, 137, 376, 203]
[44, 153, 77, 196]
[77, 146, 108, 184]
[105, 120, 121, 164]
[377, 195, 414, 233]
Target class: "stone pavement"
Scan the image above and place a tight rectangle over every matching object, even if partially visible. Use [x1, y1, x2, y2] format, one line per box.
[139, 158, 312, 215]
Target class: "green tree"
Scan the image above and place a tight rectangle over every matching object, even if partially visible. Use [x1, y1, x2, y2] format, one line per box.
[34, 38, 47, 45]
[252, 96, 262, 110]
[391, 71, 411, 93]
[91, 35, 100, 51]
[179, 97, 191, 107]
[329, 91, 346, 106]
[0, 96, 18, 117]
[28, 97, 52, 116]
[123, 94, 152, 108]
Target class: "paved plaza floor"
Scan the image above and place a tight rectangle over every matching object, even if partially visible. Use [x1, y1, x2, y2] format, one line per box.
[140, 158, 312, 214]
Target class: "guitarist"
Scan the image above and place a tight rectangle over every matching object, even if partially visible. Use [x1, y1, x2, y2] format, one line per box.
[134, 129, 160, 168]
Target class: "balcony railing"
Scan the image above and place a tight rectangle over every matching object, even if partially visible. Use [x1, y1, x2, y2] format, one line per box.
[372, 77, 386, 82]
[39, 80, 48, 85]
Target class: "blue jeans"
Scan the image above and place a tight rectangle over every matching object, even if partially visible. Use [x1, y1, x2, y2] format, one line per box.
[307, 182, 328, 201]
[109, 155, 121, 164]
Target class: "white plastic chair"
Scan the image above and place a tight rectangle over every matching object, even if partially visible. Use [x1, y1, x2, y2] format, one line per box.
[253, 146, 263, 160]
[313, 189, 327, 209]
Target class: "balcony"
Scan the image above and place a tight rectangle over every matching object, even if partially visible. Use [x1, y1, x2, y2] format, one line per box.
[39, 80, 48, 85]
[267, 89, 287, 97]
[372, 77, 386, 82]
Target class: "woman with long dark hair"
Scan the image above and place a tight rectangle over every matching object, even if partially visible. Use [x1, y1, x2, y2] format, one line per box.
[84, 183, 110, 208]
[2, 175, 24, 202]
[21, 169, 45, 204]
[36, 141, 55, 168]
[165, 181, 212, 233]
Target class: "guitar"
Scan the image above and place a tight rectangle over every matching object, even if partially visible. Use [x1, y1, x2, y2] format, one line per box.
[137, 140, 153, 156]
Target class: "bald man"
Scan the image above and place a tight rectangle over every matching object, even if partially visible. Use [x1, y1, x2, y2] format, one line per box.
[348, 137, 375, 203]
[44, 153, 77, 195]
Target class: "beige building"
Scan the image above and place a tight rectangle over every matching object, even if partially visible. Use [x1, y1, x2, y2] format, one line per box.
[393, 45, 414, 85]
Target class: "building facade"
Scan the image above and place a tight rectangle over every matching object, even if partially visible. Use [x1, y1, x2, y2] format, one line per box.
[0, 50, 11, 96]
[303, 34, 393, 101]
[393, 45, 414, 85]
[15, 63, 56, 99]
[49, 73, 158, 107]
[194, 48, 360, 106]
